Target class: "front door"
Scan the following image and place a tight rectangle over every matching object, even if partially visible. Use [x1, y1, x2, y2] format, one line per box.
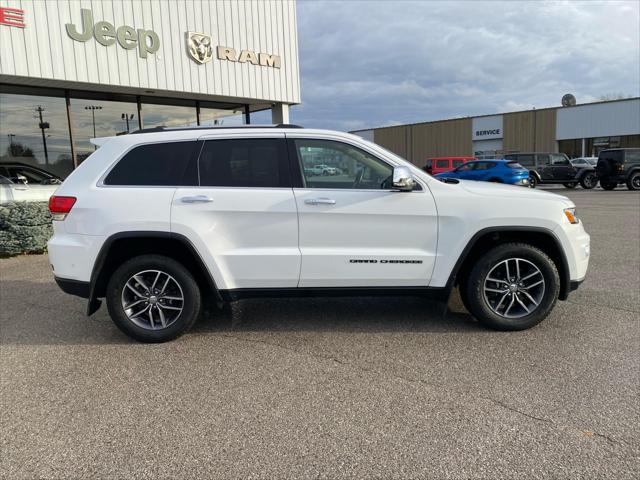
[171, 135, 300, 290]
[289, 136, 438, 288]
[549, 153, 576, 181]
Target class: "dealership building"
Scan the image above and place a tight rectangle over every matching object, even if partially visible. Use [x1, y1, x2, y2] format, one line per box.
[352, 97, 640, 166]
[0, 0, 300, 178]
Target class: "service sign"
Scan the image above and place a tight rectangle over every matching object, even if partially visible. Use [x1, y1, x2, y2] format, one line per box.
[472, 115, 503, 140]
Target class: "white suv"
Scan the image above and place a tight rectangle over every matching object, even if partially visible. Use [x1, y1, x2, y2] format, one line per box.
[48, 125, 590, 342]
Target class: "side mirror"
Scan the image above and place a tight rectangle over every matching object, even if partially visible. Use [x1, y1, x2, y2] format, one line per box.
[16, 174, 28, 185]
[392, 166, 416, 191]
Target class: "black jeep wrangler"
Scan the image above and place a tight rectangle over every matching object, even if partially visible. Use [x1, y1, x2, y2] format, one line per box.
[503, 152, 598, 189]
[595, 148, 640, 191]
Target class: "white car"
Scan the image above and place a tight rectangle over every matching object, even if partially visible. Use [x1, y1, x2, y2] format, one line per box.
[0, 163, 61, 204]
[48, 125, 590, 342]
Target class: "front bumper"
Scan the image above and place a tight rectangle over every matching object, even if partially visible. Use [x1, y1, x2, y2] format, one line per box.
[513, 177, 530, 187]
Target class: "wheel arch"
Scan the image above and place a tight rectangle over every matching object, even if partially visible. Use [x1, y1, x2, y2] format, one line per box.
[88, 231, 220, 315]
[447, 227, 571, 301]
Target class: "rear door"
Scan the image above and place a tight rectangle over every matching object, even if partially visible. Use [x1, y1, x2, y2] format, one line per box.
[536, 155, 554, 181]
[289, 135, 438, 287]
[171, 134, 300, 290]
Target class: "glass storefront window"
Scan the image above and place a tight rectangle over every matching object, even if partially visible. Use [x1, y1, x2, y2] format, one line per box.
[199, 106, 245, 127]
[142, 101, 197, 128]
[70, 97, 138, 165]
[0, 91, 73, 179]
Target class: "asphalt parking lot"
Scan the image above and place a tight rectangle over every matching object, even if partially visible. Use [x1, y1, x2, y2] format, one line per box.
[1, 188, 638, 479]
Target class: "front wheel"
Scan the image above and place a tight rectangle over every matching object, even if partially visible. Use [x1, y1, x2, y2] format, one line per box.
[627, 172, 640, 191]
[563, 182, 577, 189]
[461, 243, 560, 331]
[106, 255, 201, 342]
[580, 172, 598, 189]
[528, 175, 537, 188]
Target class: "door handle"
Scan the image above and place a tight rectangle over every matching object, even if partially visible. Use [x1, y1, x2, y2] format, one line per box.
[305, 197, 336, 205]
[180, 195, 213, 204]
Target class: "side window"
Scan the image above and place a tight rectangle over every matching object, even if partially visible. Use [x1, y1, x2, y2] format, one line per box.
[515, 155, 534, 167]
[452, 159, 464, 168]
[199, 138, 289, 188]
[294, 139, 393, 190]
[458, 163, 475, 171]
[625, 150, 640, 163]
[538, 154, 551, 165]
[7, 166, 49, 184]
[551, 154, 569, 165]
[104, 141, 199, 186]
[435, 159, 449, 169]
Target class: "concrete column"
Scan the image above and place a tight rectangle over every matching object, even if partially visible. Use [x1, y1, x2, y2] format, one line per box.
[581, 138, 586, 157]
[271, 103, 290, 124]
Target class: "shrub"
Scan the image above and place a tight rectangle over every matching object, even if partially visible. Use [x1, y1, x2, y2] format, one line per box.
[0, 202, 52, 257]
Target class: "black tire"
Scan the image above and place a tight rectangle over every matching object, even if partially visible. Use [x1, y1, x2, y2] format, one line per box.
[461, 243, 560, 331]
[528, 174, 537, 188]
[488, 178, 503, 183]
[600, 180, 617, 190]
[626, 172, 640, 191]
[563, 182, 577, 189]
[579, 172, 598, 189]
[106, 255, 201, 342]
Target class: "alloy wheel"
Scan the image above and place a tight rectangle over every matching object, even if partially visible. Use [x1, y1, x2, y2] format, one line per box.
[121, 270, 184, 330]
[482, 258, 545, 319]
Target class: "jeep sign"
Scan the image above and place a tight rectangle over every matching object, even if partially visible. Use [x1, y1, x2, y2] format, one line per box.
[66, 9, 159, 58]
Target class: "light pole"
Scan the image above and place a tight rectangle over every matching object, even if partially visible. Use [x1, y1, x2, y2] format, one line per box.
[121, 113, 135, 133]
[7, 134, 15, 155]
[85, 105, 102, 150]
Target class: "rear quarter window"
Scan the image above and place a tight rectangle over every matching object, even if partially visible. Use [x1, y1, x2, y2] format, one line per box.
[104, 141, 199, 186]
[435, 160, 449, 168]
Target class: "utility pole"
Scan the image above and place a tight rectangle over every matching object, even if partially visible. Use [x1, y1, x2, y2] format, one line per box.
[121, 113, 134, 133]
[35, 106, 50, 166]
[7, 134, 15, 155]
[85, 105, 102, 150]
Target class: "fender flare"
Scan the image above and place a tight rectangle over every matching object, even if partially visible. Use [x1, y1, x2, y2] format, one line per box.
[444, 226, 571, 301]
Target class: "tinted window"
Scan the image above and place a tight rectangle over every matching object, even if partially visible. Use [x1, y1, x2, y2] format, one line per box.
[295, 139, 393, 190]
[105, 141, 198, 186]
[625, 150, 640, 163]
[538, 154, 551, 165]
[598, 150, 623, 163]
[424, 159, 432, 168]
[436, 160, 449, 168]
[513, 154, 534, 166]
[458, 163, 475, 171]
[452, 159, 464, 168]
[199, 138, 289, 188]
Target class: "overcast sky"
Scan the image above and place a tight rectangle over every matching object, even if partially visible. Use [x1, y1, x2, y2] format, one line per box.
[290, 0, 640, 131]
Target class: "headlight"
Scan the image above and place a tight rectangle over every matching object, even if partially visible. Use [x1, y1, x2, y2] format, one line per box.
[564, 208, 579, 224]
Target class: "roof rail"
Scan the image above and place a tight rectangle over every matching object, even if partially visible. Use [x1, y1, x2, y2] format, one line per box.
[129, 124, 303, 134]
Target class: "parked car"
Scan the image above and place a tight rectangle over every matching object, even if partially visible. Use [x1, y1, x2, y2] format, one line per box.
[49, 125, 589, 342]
[595, 148, 640, 191]
[306, 164, 337, 176]
[423, 156, 475, 175]
[435, 160, 530, 186]
[570, 157, 598, 167]
[0, 162, 62, 204]
[503, 153, 598, 189]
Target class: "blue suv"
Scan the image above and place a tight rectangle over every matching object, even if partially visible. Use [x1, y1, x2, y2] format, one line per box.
[435, 159, 531, 187]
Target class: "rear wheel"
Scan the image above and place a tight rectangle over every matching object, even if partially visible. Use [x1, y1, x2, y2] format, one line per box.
[106, 255, 201, 342]
[627, 172, 640, 191]
[563, 182, 577, 189]
[580, 172, 598, 189]
[461, 243, 560, 331]
[600, 180, 617, 190]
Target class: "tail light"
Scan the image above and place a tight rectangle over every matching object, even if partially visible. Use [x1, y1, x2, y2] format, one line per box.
[48, 196, 76, 221]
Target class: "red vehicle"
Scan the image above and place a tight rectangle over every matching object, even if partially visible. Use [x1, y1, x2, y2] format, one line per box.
[423, 156, 476, 175]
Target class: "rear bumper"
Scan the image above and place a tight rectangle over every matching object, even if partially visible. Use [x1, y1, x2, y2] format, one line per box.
[54, 276, 90, 298]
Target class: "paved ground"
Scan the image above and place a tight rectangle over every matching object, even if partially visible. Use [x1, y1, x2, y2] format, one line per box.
[1, 188, 638, 479]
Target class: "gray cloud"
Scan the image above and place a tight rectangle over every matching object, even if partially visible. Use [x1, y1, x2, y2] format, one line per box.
[290, 0, 640, 131]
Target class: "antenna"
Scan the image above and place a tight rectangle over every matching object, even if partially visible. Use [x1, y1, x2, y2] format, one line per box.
[561, 94, 576, 107]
